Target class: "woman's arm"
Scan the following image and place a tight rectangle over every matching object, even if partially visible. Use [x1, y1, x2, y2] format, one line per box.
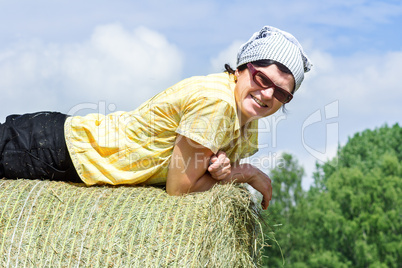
[166, 134, 272, 210]
[166, 134, 218, 195]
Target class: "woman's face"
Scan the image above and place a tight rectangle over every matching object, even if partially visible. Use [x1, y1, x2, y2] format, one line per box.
[234, 64, 295, 125]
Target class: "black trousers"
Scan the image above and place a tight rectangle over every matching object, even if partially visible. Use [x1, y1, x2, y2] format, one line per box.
[0, 112, 82, 182]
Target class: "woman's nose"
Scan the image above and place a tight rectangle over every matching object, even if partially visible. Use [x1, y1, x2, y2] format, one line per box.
[261, 87, 275, 100]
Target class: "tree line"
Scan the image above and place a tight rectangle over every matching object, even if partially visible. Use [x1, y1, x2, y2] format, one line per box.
[263, 124, 401, 267]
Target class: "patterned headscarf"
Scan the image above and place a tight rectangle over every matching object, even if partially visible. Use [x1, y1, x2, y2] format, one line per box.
[237, 26, 312, 92]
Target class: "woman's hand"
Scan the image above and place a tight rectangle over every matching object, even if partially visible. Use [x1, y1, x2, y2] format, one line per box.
[207, 151, 231, 181]
[228, 163, 273, 210]
[244, 165, 273, 210]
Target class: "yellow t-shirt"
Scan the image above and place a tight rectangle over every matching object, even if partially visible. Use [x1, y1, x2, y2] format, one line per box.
[64, 73, 258, 186]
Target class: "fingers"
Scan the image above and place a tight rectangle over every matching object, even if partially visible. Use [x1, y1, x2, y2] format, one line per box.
[246, 167, 272, 210]
[208, 151, 231, 180]
[213, 151, 229, 165]
[208, 151, 230, 169]
[209, 154, 218, 164]
[215, 150, 227, 157]
[212, 169, 231, 180]
[262, 178, 272, 210]
[214, 151, 228, 162]
[208, 163, 231, 180]
[261, 193, 271, 210]
[261, 199, 269, 210]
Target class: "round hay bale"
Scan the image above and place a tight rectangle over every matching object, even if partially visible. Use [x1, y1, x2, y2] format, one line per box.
[0, 179, 264, 267]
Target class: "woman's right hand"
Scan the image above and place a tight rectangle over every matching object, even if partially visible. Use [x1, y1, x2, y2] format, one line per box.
[208, 151, 231, 181]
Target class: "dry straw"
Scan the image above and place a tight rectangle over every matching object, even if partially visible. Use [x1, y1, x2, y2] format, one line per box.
[0, 179, 264, 267]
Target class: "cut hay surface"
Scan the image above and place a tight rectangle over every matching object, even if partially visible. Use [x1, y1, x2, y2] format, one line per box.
[0, 179, 264, 267]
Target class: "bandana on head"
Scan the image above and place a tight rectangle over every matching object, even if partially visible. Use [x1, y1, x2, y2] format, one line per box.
[237, 26, 312, 92]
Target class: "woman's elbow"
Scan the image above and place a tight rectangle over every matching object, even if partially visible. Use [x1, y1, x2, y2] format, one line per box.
[166, 179, 192, 196]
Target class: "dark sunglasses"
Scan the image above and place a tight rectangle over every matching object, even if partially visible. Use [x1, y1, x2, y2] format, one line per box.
[247, 63, 293, 104]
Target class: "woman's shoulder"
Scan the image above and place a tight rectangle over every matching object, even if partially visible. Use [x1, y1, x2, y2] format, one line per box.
[148, 72, 234, 106]
[171, 72, 231, 88]
[187, 72, 233, 86]
[180, 72, 236, 102]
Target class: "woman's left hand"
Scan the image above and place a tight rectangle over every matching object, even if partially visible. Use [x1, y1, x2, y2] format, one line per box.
[242, 164, 272, 210]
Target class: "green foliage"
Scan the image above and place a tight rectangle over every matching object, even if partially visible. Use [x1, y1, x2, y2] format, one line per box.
[262, 153, 305, 267]
[263, 124, 402, 267]
[323, 123, 402, 179]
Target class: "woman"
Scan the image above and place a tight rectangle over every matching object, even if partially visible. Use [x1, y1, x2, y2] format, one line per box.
[0, 26, 312, 210]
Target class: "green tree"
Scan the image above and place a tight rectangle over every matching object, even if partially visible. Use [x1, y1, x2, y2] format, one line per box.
[299, 124, 401, 267]
[263, 124, 402, 267]
[262, 153, 305, 267]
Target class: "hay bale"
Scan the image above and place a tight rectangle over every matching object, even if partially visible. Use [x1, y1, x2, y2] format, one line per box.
[0, 179, 264, 267]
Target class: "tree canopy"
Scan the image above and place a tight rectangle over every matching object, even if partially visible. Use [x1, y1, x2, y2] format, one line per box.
[263, 124, 401, 267]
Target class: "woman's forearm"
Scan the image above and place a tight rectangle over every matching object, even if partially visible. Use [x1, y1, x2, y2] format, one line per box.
[168, 163, 253, 195]
[167, 163, 254, 195]
[221, 163, 253, 184]
[166, 171, 217, 195]
[188, 172, 219, 192]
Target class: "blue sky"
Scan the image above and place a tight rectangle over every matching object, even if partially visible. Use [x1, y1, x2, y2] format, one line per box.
[1, 0, 402, 189]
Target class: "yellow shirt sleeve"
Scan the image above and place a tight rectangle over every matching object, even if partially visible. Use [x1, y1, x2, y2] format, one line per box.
[176, 97, 238, 154]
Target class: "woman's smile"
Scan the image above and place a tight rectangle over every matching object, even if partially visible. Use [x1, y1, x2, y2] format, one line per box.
[250, 94, 268, 108]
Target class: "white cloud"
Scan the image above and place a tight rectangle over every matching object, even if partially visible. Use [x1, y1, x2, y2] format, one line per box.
[304, 49, 402, 116]
[0, 24, 183, 120]
[209, 40, 243, 73]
